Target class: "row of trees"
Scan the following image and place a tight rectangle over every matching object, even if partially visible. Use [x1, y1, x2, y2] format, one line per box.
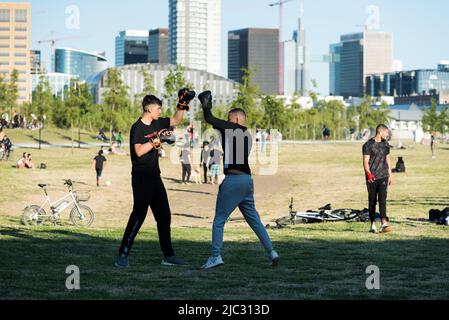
[1, 66, 447, 140]
[196, 69, 392, 140]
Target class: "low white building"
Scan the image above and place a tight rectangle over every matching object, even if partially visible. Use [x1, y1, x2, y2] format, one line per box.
[388, 104, 424, 142]
[87, 63, 238, 114]
[31, 73, 78, 101]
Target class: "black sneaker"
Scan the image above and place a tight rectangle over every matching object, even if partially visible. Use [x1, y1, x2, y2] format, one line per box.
[161, 255, 188, 266]
[115, 254, 129, 268]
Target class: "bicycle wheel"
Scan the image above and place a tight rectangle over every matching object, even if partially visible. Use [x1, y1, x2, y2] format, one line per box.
[70, 205, 94, 227]
[22, 206, 47, 226]
[275, 216, 292, 227]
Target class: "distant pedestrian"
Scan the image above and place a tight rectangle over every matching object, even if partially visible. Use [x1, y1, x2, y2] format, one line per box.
[117, 131, 123, 148]
[201, 141, 211, 184]
[431, 135, 436, 159]
[92, 150, 107, 187]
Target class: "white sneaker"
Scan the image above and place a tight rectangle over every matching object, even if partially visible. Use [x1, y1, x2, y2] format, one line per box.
[369, 224, 377, 234]
[201, 256, 224, 270]
[380, 224, 393, 233]
[268, 250, 280, 267]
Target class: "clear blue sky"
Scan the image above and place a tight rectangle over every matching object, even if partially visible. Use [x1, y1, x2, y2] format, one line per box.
[10, 0, 449, 95]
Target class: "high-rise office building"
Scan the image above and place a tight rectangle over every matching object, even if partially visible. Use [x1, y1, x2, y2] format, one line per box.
[283, 11, 309, 97]
[332, 31, 393, 98]
[55, 48, 108, 81]
[30, 49, 41, 74]
[148, 28, 168, 64]
[329, 43, 341, 96]
[115, 30, 149, 67]
[283, 40, 296, 96]
[0, 2, 31, 104]
[168, 0, 221, 76]
[228, 28, 279, 95]
[295, 12, 308, 96]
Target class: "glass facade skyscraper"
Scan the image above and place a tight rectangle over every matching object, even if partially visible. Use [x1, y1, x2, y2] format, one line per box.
[366, 69, 449, 97]
[331, 31, 393, 98]
[115, 30, 149, 67]
[55, 48, 108, 81]
[148, 28, 168, 64]
[228, 28, 279, 95]
[329, 43, 341, 96]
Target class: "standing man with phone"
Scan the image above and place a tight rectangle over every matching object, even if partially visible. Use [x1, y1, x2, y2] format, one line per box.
[363, 124, 393, 234]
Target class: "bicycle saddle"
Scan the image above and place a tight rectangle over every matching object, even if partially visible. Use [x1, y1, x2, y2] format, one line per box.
[38, 184, 48, 188]
[319, 204, 332, 211]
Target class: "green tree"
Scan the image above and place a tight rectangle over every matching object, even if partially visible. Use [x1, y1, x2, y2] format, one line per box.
[422, 99, 439, 134]
[437, 106, 449, 134]
[195, 105, 230, 132]
[0, 74, 7, 111]
[371, 101, 391, 127]
[5, 69, 19, 120]
[31, 77, 53, 124]
[164, 64, 194, 117]
[134, 67, 157, 108]
[261, 96, 287, 133]
[230, 68, 263, 128]
[103, 68, 132, 144]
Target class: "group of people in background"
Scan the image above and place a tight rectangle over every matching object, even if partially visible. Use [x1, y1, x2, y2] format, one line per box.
[180, 141, 223, 185]
[1, 112, 44, 130]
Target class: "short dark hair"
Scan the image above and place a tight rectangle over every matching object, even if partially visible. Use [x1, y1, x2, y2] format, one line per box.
[228, 108, 246, 119]
[376, 124, 389, 134]
[142, 95, 162, 112]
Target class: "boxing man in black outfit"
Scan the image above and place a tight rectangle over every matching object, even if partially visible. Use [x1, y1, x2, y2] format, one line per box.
[115, 89, 196, 268]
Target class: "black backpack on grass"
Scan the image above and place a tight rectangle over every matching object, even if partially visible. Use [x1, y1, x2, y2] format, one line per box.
[429, 207, 449, 222]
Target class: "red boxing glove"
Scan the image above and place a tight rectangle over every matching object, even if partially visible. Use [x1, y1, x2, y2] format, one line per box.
[366, 172, 376, 182]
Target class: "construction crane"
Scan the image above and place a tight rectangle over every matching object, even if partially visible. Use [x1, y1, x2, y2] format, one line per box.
[269, 0, 297, 96]
[37, 32, 90, 72]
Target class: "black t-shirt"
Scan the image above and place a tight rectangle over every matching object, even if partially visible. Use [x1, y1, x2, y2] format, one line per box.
[130, 117, 170, 176]
[362, 138, 390, 180]
[94, 155, 107, 170]
[204, 109, 252, 175]
[201, 148, 210, 164]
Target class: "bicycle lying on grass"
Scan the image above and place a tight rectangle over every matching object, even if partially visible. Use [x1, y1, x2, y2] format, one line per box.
[267, 198, 371, 229]
[22, 179, 94, 227]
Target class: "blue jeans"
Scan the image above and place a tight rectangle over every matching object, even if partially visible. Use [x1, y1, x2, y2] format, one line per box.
[211, 174, 274, 257]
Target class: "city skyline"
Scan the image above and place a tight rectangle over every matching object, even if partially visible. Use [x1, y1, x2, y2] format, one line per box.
[8, 0, 449, 96]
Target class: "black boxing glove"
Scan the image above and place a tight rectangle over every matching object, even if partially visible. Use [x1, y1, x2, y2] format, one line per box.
[177, 88, 196, 111]
[145, 131, 162, 149]
[198, 91, 212, 110]
[158, 128, 176, 145]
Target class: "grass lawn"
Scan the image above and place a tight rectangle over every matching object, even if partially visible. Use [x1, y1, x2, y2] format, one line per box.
[1, 129, 449, 299]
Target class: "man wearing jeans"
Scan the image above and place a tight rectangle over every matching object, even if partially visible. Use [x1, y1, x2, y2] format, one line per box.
[363, 124, 393, 234]
[198, 91, 280, 270]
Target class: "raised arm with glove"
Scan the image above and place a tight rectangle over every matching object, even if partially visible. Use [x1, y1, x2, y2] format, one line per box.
[177, 88, 196, 112]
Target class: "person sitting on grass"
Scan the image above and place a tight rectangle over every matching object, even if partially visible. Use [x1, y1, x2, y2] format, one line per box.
[16, 152, 27, 169]
[25, 153, 34, 169]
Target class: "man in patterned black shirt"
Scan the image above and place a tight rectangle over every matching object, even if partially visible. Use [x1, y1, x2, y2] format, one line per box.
[362, 124, 393, 234]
